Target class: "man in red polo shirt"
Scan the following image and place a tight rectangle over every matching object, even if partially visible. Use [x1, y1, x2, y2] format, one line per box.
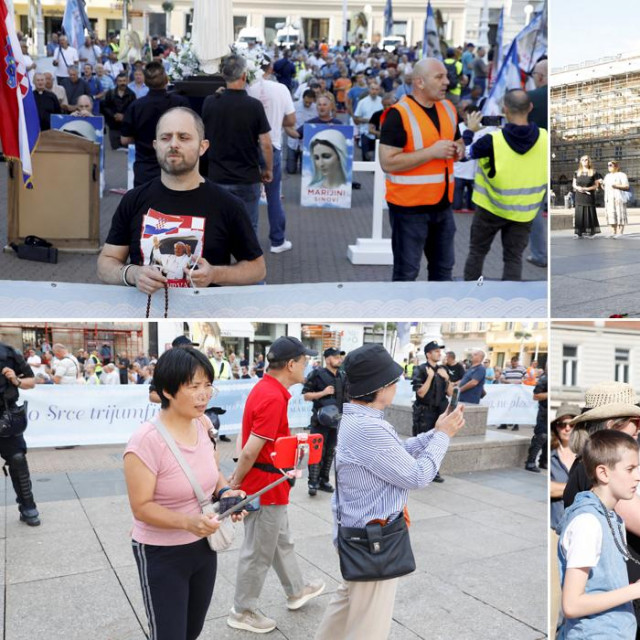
[228, 336, 325, 634]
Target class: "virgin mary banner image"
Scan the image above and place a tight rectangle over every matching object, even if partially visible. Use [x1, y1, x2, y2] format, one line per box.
[301, 123, 354, 209]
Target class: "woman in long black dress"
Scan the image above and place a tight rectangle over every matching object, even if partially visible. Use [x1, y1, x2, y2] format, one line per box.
[573, 155, 602, 237]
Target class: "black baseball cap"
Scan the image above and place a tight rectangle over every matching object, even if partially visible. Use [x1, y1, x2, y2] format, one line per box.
[172, 335, 199, 348]
[344, 344, 403, 398]
[424, 340, 445, 354]
[267, 337, 317, 362]
[324, 347, 346, 358]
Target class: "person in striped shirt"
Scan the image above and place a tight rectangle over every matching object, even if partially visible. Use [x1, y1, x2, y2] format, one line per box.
[315, 344, 465, 640]
[498, 355, 527, 431]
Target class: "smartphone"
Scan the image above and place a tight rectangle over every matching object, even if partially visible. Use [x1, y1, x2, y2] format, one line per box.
[270, 434, 324, 468]
[481, 115, 503, 127]
[219, 494, 245, 515]
[448, 387, 460, 413]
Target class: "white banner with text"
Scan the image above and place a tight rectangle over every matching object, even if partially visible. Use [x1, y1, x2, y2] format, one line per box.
[20, 380, 314, 448]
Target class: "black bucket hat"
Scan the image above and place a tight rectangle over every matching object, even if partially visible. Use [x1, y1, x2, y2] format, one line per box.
[344, 344, 403, 398]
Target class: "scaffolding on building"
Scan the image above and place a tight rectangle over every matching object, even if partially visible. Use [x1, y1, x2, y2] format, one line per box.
[551, 53, 640, 201]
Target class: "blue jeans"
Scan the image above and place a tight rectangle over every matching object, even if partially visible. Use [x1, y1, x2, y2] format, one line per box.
[286, 145, 301, 174]
[213, 182, 261, 237]
[528, 206, 547, 265]
[453, 178, 474, 210]
[388, 206, 456, 281]
[263, 147, 286, 247]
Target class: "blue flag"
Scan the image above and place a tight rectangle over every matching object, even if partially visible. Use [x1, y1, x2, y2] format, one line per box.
[515, 1, 547, 75]
[384, 0, 393, 37]
[62, 0, 90, 49]
[422, 2, 442, 60]
[483, 38, 522, 116]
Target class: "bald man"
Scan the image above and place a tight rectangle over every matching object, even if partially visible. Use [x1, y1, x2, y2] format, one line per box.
[98, 107, 266, 292]
[379, 58, 465, 282]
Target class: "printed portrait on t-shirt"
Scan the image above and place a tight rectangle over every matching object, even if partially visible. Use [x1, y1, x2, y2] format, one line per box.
[139, 209, 205, 288]
[301, 123, 354, 209]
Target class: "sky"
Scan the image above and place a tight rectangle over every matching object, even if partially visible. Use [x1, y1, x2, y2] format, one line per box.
[551, 0, 640, 69]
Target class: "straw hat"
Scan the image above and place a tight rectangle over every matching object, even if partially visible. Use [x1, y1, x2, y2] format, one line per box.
[582, 381, 637, 409]
[571, 402, 640, 425]
[569, 382, 640, 426]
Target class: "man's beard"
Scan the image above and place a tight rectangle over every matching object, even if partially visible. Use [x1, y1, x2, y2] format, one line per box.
[158, 152, 198, 176]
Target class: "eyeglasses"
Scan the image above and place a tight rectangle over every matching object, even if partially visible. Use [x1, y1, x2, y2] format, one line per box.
[185, 383, 216, 397]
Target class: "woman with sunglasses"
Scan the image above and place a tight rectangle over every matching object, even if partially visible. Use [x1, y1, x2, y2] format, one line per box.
[572, 155, 602, 238]
[315, 344, 465, 640]
[603, 160, 631, 237]
[124, 346, 245, 640]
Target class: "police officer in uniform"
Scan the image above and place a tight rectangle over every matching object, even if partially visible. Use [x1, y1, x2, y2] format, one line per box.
[411, 340, 452, 482]
[302, 348, 347, 496]
[0, 343, 40, 526]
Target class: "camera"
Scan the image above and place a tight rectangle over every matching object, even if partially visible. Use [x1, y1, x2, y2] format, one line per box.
[481, 115, 503, 127]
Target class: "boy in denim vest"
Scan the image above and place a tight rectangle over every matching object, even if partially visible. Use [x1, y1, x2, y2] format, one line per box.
[557, 430, 640, 639]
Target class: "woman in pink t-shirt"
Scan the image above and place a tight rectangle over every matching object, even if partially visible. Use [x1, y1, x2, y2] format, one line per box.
[124, 347, 244, 640]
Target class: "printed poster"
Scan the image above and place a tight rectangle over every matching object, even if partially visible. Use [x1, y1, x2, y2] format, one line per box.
[139, 209, 206, 288]
[51, 114, 105, 196]
[301, 123, 354, 209]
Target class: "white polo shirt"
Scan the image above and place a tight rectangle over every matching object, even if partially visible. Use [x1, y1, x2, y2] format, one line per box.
[247, 78, 295, 151]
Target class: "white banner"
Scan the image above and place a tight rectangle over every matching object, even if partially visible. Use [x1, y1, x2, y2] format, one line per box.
[480, 384, 537, 425]
[20, 380, 314, 448]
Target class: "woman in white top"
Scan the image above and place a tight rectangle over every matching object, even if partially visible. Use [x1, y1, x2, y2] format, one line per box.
[603, 160, 630, 237]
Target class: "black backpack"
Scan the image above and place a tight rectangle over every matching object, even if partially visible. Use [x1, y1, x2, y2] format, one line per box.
[444, 61, 459, 90]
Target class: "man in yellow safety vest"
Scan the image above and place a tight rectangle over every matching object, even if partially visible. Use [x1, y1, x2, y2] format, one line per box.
[462, 89, 547, 281]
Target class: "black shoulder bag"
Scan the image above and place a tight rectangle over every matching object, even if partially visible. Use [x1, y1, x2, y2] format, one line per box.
[334, 463, 415, 582]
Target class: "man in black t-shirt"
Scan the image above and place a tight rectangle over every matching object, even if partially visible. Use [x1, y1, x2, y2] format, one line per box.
[120, 61, 190, 187]
[379, 58, 465, 281]
[444, 351, 465, 383]
[201, 54, 273, 238]
[98, 107, 266, 294]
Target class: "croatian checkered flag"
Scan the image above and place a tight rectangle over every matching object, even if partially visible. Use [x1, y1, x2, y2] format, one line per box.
[0, 0, 40, 187]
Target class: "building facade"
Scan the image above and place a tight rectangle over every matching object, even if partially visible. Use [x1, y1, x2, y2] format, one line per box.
[15, 0, 537, 50]
[550, 321, 640, 410]
[0, 322, 147, 358]
[551, 51, 640, 202]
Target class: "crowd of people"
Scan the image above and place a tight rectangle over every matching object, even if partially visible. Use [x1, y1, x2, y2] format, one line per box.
[17, 25, 548, 287]
[404, 343, 546, 475]
[17, 338, 271, 385]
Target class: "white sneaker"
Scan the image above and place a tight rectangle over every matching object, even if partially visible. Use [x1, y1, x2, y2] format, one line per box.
[286, 580, 325, 610]
[227, 608, 276, 633]
[270, 240, 293, 254]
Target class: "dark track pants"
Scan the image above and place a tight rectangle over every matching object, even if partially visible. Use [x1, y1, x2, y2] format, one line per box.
[132, 537, 216, 640]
